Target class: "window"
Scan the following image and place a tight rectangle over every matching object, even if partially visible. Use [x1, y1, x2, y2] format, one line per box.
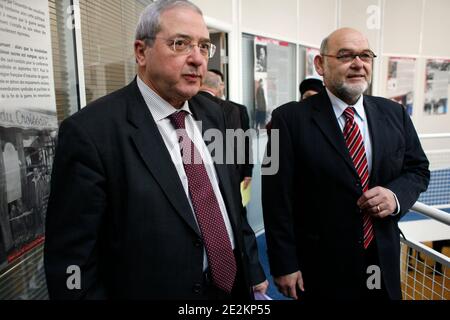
[49, 0, 78, 122]
[79, 0, 154, 104]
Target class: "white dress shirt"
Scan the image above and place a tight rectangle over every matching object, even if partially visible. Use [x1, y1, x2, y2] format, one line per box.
[137, 76, 235, 269]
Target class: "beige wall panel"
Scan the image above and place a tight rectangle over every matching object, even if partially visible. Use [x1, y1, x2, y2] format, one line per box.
[383, 0, 422, 55]
[191, 0, 233, 25]
[339, 0, 381, 53]
[241, 0, 298, 41]
[422, 0, 450, 57]
[298, 0, 337, 47]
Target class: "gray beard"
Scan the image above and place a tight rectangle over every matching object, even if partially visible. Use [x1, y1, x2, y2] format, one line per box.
[335, 81, 369, 104]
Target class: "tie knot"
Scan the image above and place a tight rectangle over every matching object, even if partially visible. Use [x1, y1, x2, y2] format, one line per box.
[344, 107, 355, 121]
[169, 110, 188, 129]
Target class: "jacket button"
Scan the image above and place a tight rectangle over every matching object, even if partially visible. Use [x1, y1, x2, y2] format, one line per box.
[194, 238, 202, 247]
[193, 283, 202, 294]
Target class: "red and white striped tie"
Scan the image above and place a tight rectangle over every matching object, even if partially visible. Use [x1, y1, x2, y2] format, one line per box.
[343, 107, 374, 249]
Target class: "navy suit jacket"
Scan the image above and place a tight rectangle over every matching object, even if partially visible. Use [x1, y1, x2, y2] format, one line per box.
[230, 101, 253, 181]
[262, 90, 430, 299]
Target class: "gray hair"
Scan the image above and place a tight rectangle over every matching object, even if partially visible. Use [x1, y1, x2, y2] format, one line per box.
[320, 36, 329, 55]
[320, 29, 371, 55]
[135, 0, 203, 46]
[202, 72, 221, 90]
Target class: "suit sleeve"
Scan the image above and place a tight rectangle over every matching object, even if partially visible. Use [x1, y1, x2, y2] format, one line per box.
[216, 100, 266, 286]
[385, 106, 430, 219]
[261, 108, 300, 277]
[239, 106, 253, 179]
[226, 133, 266, 285]
[239, 209, 267, 285]
[44, 117, 107, 299]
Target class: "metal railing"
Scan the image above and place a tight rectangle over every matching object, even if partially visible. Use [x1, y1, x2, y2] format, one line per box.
[400, 202, 449, 300]
[411, 202, 450, 225]
[417, 133, 450, 210]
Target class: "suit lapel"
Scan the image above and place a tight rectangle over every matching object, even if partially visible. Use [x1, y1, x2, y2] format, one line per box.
[126, 80, 200, 236]
[311, 91, 359, 178]
[364, 96, 386, 187]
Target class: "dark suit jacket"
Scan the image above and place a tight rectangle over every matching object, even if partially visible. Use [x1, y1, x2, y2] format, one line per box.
[44, 79, 265, 299]
[197, 92, 253, 182]
[230, 101, 253, 181]
[197, 92, 242, 181]
[197, 91, 241, 130]
[262, 90, 430, 300]
[0, 227, 5, 265]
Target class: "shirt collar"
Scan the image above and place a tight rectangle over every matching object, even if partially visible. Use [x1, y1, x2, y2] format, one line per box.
[326, 88, 366, 122]
[137, 75, 192, 121]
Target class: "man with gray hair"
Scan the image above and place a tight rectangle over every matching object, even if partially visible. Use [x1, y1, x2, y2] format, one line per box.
[45, 0, 267, 300]
[262, 28, 429, 300]
[198, 71, 242, 134]
[200, 71, 224, 98]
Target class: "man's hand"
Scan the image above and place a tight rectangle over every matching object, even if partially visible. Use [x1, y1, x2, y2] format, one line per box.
[274, 271, 304, 299]
[357, 186, 397, 218]
[242, 177, 252, 190]
[253, 279, 269, 294]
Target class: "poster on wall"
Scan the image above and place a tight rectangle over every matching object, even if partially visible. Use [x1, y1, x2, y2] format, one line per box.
[305, 47, 322, 79]
[386, 57, 416, 116]
[254, 37, 292, 130]
[0, 0, 58, 269]
[254, 38, 268, 130]
[424, 59, 450, 115]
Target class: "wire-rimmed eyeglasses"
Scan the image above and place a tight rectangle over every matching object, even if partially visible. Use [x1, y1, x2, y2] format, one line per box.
[145, 36, 216, 59]
[322, 50, 377, 63]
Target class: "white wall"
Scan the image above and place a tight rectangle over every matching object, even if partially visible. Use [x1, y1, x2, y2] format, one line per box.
[298, 0, 338, 47]
[339, 0, 382, 53]
[419, 0, 450, 135]
[381, 0, 450, 133]
[191, 0, 233, 25]
[193, 0, 450, 134]
[240, 0, 298, 43]
[383, 0, 423, 55]
[422, 0, 450, 57]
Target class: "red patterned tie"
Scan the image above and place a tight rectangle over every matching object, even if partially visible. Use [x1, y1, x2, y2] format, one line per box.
[343, 107, 374, 249]
[169, 110, 237, 293]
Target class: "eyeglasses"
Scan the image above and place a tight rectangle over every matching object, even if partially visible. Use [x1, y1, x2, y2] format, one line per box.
[322, 51, 377, 63]
[146, 36, 216, 59]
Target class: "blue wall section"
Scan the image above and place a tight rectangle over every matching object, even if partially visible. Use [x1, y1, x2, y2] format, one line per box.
[256, 233, 291, 300]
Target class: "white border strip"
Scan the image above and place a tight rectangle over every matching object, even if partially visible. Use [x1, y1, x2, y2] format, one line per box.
[204, 16, 232, 33]
[241, 27, 299, 46]
[419, 133, 450, 139]
[73, 0, 86, 109]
